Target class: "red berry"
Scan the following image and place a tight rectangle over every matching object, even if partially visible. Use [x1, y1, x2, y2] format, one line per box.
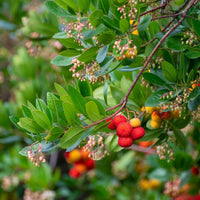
[106, 119, 116, 130]
[161, 111, 172, 120]
[69, 168, 81, 178]
[116, 122, 132, 137]
[131, 127, 145, 140]
[118, 137, 133, 147]
[64, 152, 70, 159]
[113, 114, 127, 127]
[84, 159, 95, 170]
[194, 195, 200, 200]
[191, 166, 199, 175]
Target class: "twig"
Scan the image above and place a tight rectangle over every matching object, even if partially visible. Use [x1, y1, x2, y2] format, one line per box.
[128, 144, 157, 154]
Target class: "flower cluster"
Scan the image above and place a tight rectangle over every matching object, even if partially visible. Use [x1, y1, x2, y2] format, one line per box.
[23, 189, 55, 200]
[181, 31, 199, 46]
[83, 135, 110, 160]
[1, 175, 19, 191]
[26, 143, 46, 167]
[117, 0, 137, 20]
[69, 57, 110, 83]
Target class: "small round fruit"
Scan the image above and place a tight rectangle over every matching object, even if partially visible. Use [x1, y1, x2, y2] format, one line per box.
[151, 111, 162, 122]
[69, 168, 81, 178]
[125, 48, 137, 59]
[81, 148, 89, 160]
[149, 179, 161, 189]
[131, 127, 145, 140]
[118, 137, 133, 147]
[68, 149, 82, 163]
[139, 179, 150, 190]
[84, 159, 95, 170]
[161, 111, 172, 120]
[171, 110, 180, 119]
[106, 118, 116, 130]
[191, 166, 199, 175]
[116, 122, 132, 137]
[139, 141, 153, 148]
[74, 163, 87, 174]
[113, 114, 127, 127]
[145, 107, 157, 114]
[150, 120, 162, 129]
[130, 118, 141, 127]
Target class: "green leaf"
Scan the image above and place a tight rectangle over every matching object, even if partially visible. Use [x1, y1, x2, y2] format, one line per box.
[77, 0, 90, 13]
[59, 38, 83, 49]
[169, 122, 186, 150]
[59, 127, 85, 148]
[173, 152, 193, 170]
[45, 126, 64, 142]
[9, 116, 24, 130]
[137, 15, 151, 32]
[145, 89, 169, 107]
[32, 110, 52, 130]
[178, 52, 189, 82]
[22, 105, 33, 118]
[129, 56, 144, 68]
[67, 85, 87, 116]
[119, 19, 129, 33]
[165, 36, 186, 51]
[86, 101, 102, 121]
[55, 83, 68, 96]
[51, 55, 73, 66]
[96, 45, 109, 63]
[192, 19, 200, 37]
[188, 93, 200, 111]
[59, 49, 82, 57]
[97, 32, 116, 45]
[78, 46, 99, 62]
[46, 1, 72, 18]
[139, 129, 163, 141]
[185, 50, 200, 59]
[98, 0, 110, 14]
[101, 16, 120, 32]
[36, 99, 53, 125]
[63, 102, 77, 126]
[66, 127, 93, 152]
[78, 80, 92, 97]
[55, 0, 78, 11]
[109, 134, 123, 152]
[47, 92, 58, 122]
[89, 9, 104, 27]
[173, 116, 191, 129]
[18, 118, 44, 133]
[143, 73, 168, 87]
[162, 61, 177, 83]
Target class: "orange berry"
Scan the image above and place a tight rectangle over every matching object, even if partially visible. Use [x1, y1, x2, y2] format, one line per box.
[81, 148, 89, 160]
[118, 137, 133, 147]
[171, 110, 180, 119]
[130, 118, 141, 127]
[149, 179, 161, 189]
[74, 163, 87, 174]
[139, 179, 150, 190]
[139, 141, 153, 148]
[150, 120, 162, 129]
[151, 111, 162, 122]
[131, 127, 145, 140]
[113, 114, 127, 127]
[68, 149, 82, 163]
[116, 122, 132, 137]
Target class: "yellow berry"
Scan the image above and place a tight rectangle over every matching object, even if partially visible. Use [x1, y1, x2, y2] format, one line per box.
[139, 179, 150, 190]
[125, 48, 137, 59]
[129, 118, 141, 127]
[171, 110, 180, 119]
[145, 107, 157, 114]
[150, 120, 162, 129]
[149, 179, 161, 189]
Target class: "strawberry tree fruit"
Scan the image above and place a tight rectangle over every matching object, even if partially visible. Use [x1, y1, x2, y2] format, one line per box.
[113, 114, 127, 127]
[130, 118, 141, 127]
[69, 167, 81, 179]
[150, 120, 162, 129]
[106, 118, 116, 130]
[191, 166, 199, 175]
[116, 122, 132, 137]
[131, 127, 145, 140]
[118, 137, 133, 147]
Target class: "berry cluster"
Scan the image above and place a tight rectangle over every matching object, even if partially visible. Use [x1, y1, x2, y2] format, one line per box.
[145, 106, 179, 129]
[64, 148, 95, 179]
[107, 114, 145, 148]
